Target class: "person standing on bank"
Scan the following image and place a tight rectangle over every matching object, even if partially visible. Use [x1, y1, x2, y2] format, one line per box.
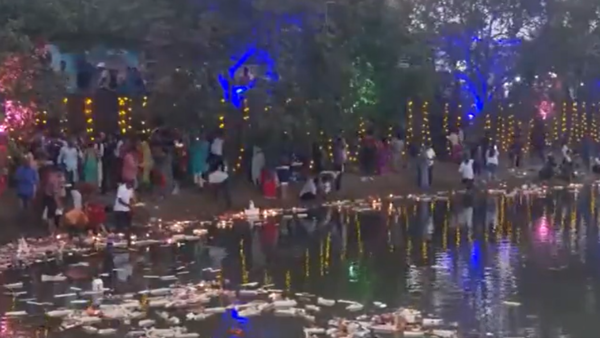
[113, 180, 135, 239]
[58, 139, 81, 186]
[208, 164, 232, 209]
[209, 130, 224, 171]
[425, 142, 436, 186]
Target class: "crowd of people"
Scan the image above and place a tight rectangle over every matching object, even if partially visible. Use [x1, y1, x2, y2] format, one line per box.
[2, 118, 599, 242]
[0, 128, 233, 240]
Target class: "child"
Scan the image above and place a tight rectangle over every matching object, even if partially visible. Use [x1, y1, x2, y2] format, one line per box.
[14, 157, 39, 209]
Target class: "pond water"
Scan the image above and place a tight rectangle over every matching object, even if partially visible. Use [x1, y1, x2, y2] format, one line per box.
[0, 187, 600, 337]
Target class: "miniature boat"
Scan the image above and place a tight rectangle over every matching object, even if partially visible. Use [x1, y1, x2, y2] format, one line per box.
[174, 334, 199, 338]
[149, 288, 171, 296]
[238, 307, 261, 317]
[274, 308, 297, 316]
[138, 319, 155, 327]
[245, 201, 260, 217]
[4, 282, 23, 289]
[148, 299, 169, 308]
[239, 290, 258, 296]
[502, 301, 521, 306]
[305, 304, 320, 312]
[41, 274, 67, 282]
[272, 299, 297, 308]
[78, 316, 102, 324]
[47, 309, 74, 318]
[317, 297, 335, 306]
[304, 327, 325, 335]
[370, 324, 398, 334]
[431, 329, 458, 338]
[204, 307, 226, 314]
[160, 275, 178, 281]
[82, 326, 98, 334]
[5, 311, 27, 317]
[345, 303, 363, 312]
[98, 328, 117, 335]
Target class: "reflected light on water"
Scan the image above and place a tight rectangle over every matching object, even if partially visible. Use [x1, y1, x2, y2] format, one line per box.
[4, 188, 600, 337]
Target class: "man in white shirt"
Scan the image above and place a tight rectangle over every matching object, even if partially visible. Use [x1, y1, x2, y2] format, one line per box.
[209, 131, 224, 170]
[58, 140, 81, 184]
[425, 144, 436, 185]
[113, 181, 134, 235]
[208, 165, 231, 208]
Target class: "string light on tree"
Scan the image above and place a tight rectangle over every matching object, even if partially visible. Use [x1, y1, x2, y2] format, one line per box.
[572, 102, 579, 144]
[61, 97, 68, 135]
[407, 101, 414, 146]
[561, 102, 567, 144]
[218, 99, 226, 129]
[592, 103, 599, 142]
[443, 103, 450, 154]
[507, 114, 515, 152]
[484, 113, 491, 136]
[84, 98, 94, 139]
[118, 97, 128, 135]
[582, 102, 588, 139]
[524, 118, 533, 154]
[495, 116, 503, 146]
[421, 101, 431, 144]
[552, 104, 560, 143]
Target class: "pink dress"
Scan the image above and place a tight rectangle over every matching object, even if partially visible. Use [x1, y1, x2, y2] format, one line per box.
[121, 152, 137, 183]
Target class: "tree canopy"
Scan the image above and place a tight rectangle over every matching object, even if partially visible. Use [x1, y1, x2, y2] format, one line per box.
[1, 0, 600, 133]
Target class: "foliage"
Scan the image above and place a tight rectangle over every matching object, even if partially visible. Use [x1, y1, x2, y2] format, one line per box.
[3, 0, 600, 134]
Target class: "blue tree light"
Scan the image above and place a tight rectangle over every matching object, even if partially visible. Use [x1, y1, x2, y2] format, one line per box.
[218, 46, 278, 109]
[442, 33, 521, 119]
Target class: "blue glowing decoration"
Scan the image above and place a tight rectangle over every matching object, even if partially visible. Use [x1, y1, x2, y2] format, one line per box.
[218, 47, 278, 109]
[447, 34, 521, 118]
[216, 308, 249, 338]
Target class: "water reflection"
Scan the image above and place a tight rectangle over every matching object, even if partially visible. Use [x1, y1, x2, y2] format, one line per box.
[4, 188, 600, 336]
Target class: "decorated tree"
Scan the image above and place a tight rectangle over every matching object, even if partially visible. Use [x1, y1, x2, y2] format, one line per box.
[406, 0, 544, 118]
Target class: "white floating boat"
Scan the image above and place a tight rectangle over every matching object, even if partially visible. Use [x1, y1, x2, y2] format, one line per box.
[4, 282, 23, 289]
[42, 274, 67, 282]
[47, 309, 74, 318]
[98, 328, 117, 335]
[272, 299, 297, 309]
[82, 326, 98, 334]
[345, 303, 363, 312]
[317, 297, 335, 306]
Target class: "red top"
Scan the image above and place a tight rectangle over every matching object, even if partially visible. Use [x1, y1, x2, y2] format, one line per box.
[86, 203, 107, 226]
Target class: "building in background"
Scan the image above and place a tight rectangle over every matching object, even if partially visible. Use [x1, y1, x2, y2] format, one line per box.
[45, 45, 147, 95]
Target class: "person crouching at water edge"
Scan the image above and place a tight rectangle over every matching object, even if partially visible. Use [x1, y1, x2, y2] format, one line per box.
[299, 177, 317, 201]
[113, 180, 135, 241]
[275, 155, 291, 199]
[208, 164, 232, 209]
[593, 157, 600, 174]
[459, 156, 475, 190]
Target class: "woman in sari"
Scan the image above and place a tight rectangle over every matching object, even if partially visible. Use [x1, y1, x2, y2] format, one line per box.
[122, 142, 138, 187]
[83, 144, 99, 186]
[139, 140, 154, 187]
[189, 136, 209, 187]
[251, 146, 265, 186]
[376, 138, 390, 175]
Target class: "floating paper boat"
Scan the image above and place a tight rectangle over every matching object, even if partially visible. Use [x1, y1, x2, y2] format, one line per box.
[42, 274, 67, 282]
